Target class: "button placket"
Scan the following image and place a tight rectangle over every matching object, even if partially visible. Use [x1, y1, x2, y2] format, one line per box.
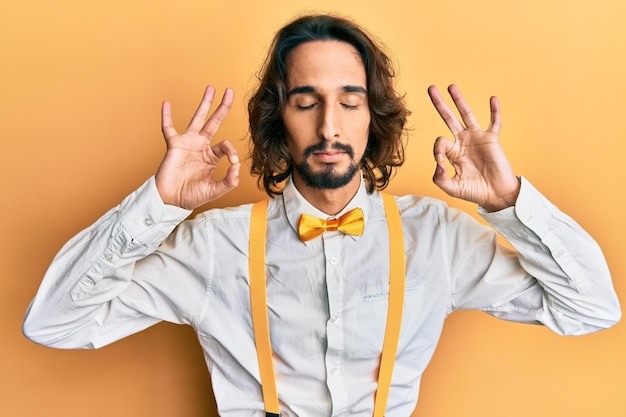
[322, 233, 348, 411]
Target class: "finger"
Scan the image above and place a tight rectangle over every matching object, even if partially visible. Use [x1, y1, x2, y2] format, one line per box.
[432, 136, 455, 190]
[487, 95, 501, 134]
[212, 158, 241, 199]
[187, 85, 217, 133]
[200, 88, 234, 138]
[428, 85, 465, 135]
[211, 139, 240, 165]
[432, 158, 454, 196]
[447, 84, 481, 130]
[161, 100, 178, 140]
[433, 135, 455, 168]
[222, 162, 241, 191]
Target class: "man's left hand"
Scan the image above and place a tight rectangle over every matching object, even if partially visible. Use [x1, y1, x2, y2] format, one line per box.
[427, 84, 520, 212]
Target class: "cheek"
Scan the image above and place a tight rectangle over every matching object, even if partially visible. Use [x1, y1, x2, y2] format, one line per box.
[282, 111, 310, 141]
[356, 113, 372, 153]
[281, 113, 298, 151]
[283, 127, 308, 164]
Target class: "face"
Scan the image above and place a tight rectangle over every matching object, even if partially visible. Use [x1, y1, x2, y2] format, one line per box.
[281, 40, 370, 191]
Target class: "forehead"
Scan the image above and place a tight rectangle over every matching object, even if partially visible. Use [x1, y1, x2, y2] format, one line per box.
[284, 40, 366, 90]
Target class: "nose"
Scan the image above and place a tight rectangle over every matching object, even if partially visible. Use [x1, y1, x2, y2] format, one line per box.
[317, 102, 341, 140]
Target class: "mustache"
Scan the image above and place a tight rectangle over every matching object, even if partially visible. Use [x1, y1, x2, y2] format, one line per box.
[303, 141, 355, 159]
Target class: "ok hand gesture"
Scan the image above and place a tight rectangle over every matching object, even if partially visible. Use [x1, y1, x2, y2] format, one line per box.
[155, 86, 241, 209]
[428, 85, 521, 212]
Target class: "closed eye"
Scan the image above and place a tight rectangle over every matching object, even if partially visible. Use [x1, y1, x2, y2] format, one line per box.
[297, 103, 317, 110]
[341, 103, 359, 110]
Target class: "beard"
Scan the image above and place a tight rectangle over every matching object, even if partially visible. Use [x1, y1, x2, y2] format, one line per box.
[293, 141, 360, 190]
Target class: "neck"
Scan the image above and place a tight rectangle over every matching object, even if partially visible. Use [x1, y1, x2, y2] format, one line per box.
[292, 173, 362, 216]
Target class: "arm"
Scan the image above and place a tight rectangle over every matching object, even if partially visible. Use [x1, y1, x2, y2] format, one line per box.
[23, 178, 193, 348]
[479, 178, 621, 334]
[443, 178, 620, 335]
[23, 86, 239, 348]
[428, 85, 620, 333]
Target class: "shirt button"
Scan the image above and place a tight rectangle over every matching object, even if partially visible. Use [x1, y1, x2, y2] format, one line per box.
[144, 217, 154, 227]
[330, 315, 339, 324]
[523, 213, 532, 223]
[104, 252, 113, 261]
[329, 257, 338, 265]
[330, 367, 339, 376]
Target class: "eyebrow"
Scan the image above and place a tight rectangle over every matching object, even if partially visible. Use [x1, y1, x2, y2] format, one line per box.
[286, 85, 368, 97]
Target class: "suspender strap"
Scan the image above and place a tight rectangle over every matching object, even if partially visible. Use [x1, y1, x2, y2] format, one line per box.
[249, 199, 280, 415]
[373, 193, 406, 417]
[249, 194, 405, 416]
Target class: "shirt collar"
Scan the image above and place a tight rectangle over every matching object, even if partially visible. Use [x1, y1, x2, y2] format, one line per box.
[282, 175, 371, 242]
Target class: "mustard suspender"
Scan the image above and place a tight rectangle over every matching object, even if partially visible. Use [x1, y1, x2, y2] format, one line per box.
[249, 194, 405, 416]
[249, 199, 280, 416]
[374, 193, 406, 417]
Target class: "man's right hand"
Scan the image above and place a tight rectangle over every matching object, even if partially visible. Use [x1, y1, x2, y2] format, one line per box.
[155, 86, 240, 209]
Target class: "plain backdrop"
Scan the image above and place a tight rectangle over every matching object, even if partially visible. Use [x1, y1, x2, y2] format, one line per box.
[1, 0, 624, 416]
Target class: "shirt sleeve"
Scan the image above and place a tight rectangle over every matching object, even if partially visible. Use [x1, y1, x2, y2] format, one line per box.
[450, 177, 621, 335]
[22, 177, 204, 349]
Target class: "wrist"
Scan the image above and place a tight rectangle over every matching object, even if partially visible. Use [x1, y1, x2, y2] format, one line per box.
[154, 174, 183, 208]
[482, 177, 521, 212]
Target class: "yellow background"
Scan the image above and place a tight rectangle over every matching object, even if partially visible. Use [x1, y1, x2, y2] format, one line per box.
[1, 0, 624, 416]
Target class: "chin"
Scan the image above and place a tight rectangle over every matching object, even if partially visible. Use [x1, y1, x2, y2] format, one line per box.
[295, 162, 360, 190]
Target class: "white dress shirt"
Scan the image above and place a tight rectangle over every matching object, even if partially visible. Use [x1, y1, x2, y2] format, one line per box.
[23, 176, 621, 416]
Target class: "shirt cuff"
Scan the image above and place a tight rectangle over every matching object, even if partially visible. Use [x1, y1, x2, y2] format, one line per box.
[118, 176, 193, 244]
[478, 176, 554, 240]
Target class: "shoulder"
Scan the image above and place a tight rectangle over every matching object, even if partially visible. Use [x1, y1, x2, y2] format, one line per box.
[196, 202, 255, 222]
[170, 203, 255, 243]
[377, 192, 451, 220]
[380, 192, 486, 235]
[383, 193, 497, 260]
[191, 197, 283, 228]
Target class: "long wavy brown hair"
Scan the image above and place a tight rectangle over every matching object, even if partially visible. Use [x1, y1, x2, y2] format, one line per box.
[248, 14, 410, 196]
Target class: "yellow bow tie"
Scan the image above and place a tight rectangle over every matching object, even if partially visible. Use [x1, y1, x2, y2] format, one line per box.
[297, 208, 365, 242]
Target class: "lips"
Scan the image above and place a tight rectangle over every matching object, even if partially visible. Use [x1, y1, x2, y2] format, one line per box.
[312, 150, 347, 163]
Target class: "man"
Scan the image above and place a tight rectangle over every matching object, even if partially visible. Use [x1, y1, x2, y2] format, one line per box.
[23, 14, 620, 416]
